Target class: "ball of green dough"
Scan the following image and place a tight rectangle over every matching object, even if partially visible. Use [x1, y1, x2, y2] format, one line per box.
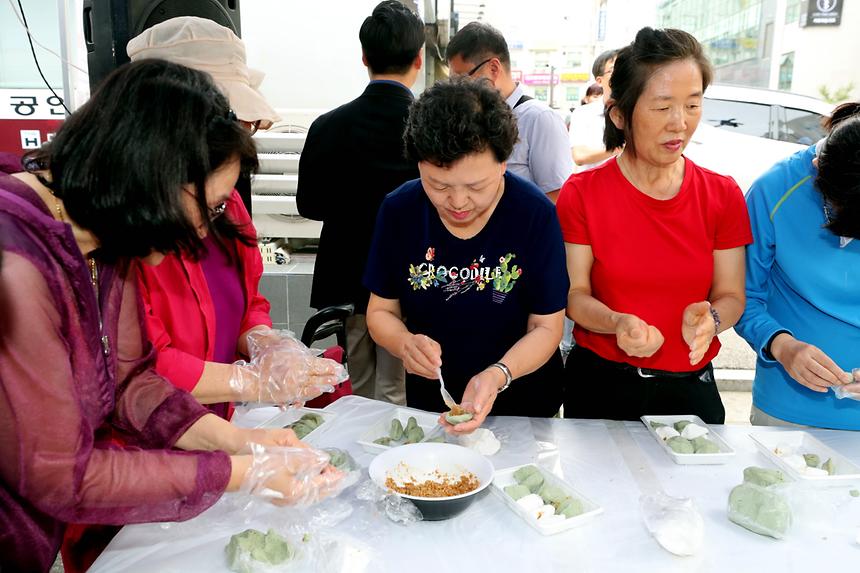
[445, 412, 474, 425]
[743, 467, 787, 488]
[728, 484, 791, 539]
[666, 436, 694, 454]
[692, 436, 720, 454]
[513, 465, 540, 483]
[389, 418, 405, 441]
[504, 484, 531, 501]
[557, 496, 585, 518]
[673, 420, 692, 433]
[225, 529, 294, 573]
[522, 471, 545, 493]
[538, 484, 568, 506]
[802, 453, 820, 468]
[822, 457, 836, 475]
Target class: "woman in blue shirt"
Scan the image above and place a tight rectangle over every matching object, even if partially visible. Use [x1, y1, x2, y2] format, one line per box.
[736, 102, 860, 429]
[364, 78, 569, 433]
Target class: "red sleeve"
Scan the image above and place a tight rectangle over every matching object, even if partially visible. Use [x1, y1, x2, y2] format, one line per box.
[225, 191, 273, 338]
[714, 176, 754, 250]
[555, 174, 591, 245]
[135, 261, 206, 392]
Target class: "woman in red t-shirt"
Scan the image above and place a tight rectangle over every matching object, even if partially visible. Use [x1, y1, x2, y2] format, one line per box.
[556, 28, 752, 423]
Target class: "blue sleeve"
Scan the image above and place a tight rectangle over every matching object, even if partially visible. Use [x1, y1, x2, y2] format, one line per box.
[525, 201, 569, 315]
[734, 177, 793, 363]
[363, 195, 402, 300]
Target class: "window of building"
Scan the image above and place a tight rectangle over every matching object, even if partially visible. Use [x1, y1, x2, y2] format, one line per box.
[778, 106, 826, 145]
[565, 52, 582, 68]
[785, 0, 802, 24]
[702, 98, 773, 138]
[566, 86, 580, 102]
[534, 87, 548, 102]
[778, 52, 794, 91]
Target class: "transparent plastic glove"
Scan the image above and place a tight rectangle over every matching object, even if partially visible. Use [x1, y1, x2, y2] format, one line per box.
[241, 444, 347, 507]
[640, 493, 704, 556]
[231, 330, 348, 405]
[833, 369, 860, 400]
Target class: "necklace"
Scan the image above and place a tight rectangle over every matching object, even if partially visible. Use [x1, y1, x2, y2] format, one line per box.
[89, 256, 111, 358]
[49, 191, 65, 222]
[50, 190, 111, 358]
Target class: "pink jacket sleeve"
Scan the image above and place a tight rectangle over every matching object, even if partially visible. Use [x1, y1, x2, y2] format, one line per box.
[136, 261, 207, 393]
[0, 253, 230, 526]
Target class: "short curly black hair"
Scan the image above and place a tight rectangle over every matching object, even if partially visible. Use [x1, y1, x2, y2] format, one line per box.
[404, 77, 518, 167]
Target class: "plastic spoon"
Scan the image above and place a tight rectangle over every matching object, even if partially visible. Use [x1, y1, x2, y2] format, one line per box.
[437, 368, 457, 410]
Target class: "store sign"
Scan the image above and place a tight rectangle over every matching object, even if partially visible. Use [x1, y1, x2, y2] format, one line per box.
[559, 72, 589, 83]
[801, 0, 842, 26]
[0, 89, 65, 155]
[523, 73, 560, 86]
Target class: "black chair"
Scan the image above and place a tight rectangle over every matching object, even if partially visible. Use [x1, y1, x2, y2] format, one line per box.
[300, 304, 354, 364]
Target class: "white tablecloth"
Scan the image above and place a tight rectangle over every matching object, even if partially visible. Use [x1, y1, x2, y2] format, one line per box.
[90, 396, 860, 573]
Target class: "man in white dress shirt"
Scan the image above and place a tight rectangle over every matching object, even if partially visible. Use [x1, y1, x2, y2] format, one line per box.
[446, 22, 574, 203]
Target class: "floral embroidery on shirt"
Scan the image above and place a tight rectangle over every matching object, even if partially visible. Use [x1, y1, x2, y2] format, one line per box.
[406, 249, 522, 302]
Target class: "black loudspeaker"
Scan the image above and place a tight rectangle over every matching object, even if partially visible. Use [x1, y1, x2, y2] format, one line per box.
[83, 0, 241, 91]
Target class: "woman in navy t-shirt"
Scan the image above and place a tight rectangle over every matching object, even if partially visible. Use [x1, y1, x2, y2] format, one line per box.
[364, 78, 569, 432]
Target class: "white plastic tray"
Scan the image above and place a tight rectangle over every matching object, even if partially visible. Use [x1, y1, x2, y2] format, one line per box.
[244, 406, 335, 444]
[490, 464, 603, 536]
[750, 431, 860, 484]
[357, 407, 445, 454]
[641, 415, 735, 465]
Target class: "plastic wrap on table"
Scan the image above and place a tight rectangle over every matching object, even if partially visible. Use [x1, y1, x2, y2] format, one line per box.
[640, 492, 704, 556]
[355, 478, 423, 524]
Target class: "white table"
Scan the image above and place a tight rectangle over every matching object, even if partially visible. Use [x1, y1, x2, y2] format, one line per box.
[90, 396, 860, 573]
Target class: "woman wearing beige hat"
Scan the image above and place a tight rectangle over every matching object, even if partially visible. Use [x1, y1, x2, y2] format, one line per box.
[124, 17, 343, 420]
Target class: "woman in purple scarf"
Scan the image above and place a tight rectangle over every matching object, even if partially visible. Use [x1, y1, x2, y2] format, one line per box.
[0, 60, 343, 572]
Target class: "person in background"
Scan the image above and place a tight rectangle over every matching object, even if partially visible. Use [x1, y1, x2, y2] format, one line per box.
[126, 17, 341, 422]
[0, 60, 343, 573]
[557, 28, 751, 423]
[365, 78, 568, 434]
[581, 82, 604, 106]
[735, 102, 860, 429]
[297, 1, 425, 406]
[446, 22, 574, 203]
[569, 49, 620, 172]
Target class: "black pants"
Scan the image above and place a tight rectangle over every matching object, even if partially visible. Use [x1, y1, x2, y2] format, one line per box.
[563, 346, 725, 424]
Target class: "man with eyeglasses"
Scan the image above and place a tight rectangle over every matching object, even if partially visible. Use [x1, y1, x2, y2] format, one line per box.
[446, 22, 574, 203]
[569, 49, 620, 172]
[297, 1, 424, 406]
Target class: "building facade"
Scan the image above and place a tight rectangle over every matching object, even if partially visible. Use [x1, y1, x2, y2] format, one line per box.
[658, 0, 859, 101]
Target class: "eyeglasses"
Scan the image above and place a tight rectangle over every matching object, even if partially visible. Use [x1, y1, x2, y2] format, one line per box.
[208, 201, 228, 220]
[466, 58, 493, 77]
[239, 119, 262, 135]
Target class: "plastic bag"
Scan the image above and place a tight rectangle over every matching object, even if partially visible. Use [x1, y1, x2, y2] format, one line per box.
[726, 467, 792, 539]
[355, 478, 423, 524]
[640, 492, 704, 556]
[224, 527, 376, 573]
[832, 371, 860, 400]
